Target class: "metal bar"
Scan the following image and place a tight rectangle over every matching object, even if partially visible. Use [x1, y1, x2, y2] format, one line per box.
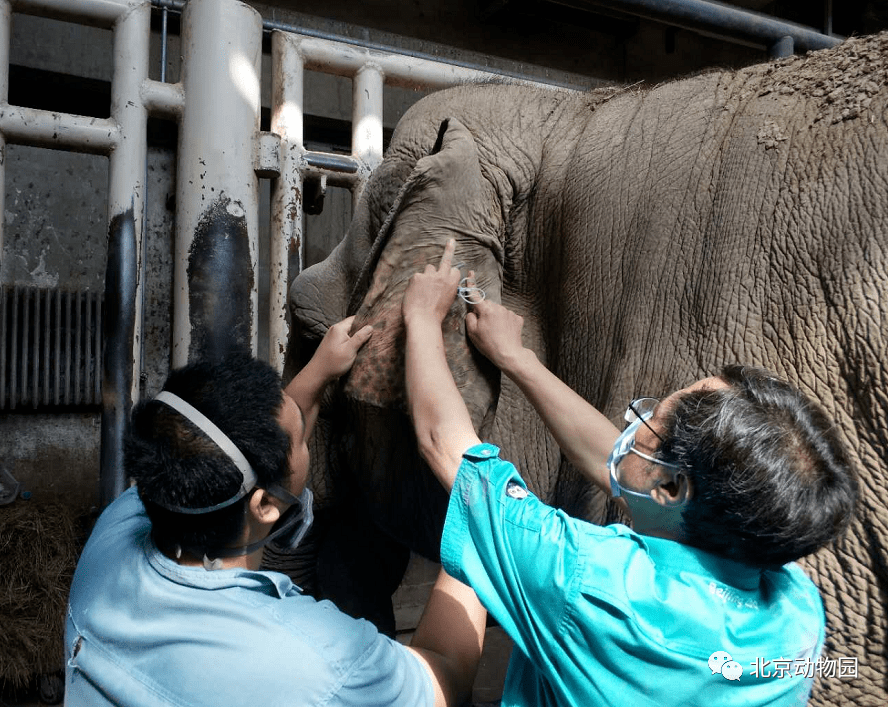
[101, 0, 150, 505]
[151, 0, 589, 90]
[74, 291, 82, 404]
[352, 63, 384, 173]
[140, 79, 184, 118]
[85, 289, 93, 405]
[0, 287, 6, 407]
[269, 30, 304, 372]
[32, 287, 40, 406]
[9, 287, 17, 409]
[303, 152, 361, 174]
[769, 35, 794, 58]
[63, 290, 71, 405]
[0, 1, 8, 263]
[293, 34, 517, 90]
[565, 0, 841, 53]
[53, 288, 60, 405]
[11, 0, 138, 29]
[172, 0, 263, 366]
[20, 288, 29, 408]
[42, 289, 49, 405]
[160, 6, 168, 83]
[94, 292, 103, 405]
[0, 107, 119, 154]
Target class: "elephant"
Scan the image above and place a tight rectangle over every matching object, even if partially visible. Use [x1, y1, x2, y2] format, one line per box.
[284, 31, 888, 707]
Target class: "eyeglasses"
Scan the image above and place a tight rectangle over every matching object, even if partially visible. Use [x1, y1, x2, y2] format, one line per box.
[621, 397, 680, 470]
[625, 398, 666, 442]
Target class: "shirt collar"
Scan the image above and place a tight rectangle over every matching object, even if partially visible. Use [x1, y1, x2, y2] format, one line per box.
[642, 534, 764, 591]
[144, 534, 297, 599]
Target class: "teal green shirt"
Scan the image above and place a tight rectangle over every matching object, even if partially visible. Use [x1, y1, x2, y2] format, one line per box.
[441, 444, 824, 707]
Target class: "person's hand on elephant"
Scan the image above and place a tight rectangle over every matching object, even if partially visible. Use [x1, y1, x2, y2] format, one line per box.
[466, 299, 532, 374]
[284, 315, 373, 442]
[402, 238, 462, 328]
[312, 315, 374, 383]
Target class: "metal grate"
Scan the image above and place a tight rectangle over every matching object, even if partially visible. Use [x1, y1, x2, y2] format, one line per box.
[0, 286, 103, 410]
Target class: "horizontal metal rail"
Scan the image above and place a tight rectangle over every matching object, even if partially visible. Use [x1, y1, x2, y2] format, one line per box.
[568, 0, 841, 55]
[152, 0, 591, 91]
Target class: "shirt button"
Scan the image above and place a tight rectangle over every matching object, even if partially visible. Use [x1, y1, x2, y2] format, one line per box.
[481, 448, 492, 456]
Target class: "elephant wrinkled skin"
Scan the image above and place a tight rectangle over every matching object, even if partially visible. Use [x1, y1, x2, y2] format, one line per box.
[287, 33, 888, 706]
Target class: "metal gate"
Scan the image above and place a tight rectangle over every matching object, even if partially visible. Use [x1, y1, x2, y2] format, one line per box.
[0, 0, 575, 505]
[0, 0, 838, 505]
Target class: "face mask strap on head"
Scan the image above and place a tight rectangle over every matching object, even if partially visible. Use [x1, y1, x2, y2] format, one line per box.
[152, 391, 258, 514]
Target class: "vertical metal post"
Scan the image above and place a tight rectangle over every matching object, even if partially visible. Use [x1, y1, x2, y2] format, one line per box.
[769, 35, 794, 58]
[352, 62, 385, 173]
[0, 0, 10, 261]
[173, 0, 263, 366]
[269, 30, 305, 373]
[100, 0, 150, 506]
[160, 7, 168, 83]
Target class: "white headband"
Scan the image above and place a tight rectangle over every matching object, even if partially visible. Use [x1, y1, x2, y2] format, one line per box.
[153, 391, 258, 514]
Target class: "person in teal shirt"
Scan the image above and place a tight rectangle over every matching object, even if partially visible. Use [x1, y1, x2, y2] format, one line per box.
[401, 239, 858, 706]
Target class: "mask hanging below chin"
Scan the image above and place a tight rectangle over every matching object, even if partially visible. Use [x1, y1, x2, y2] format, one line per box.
[186, 487, 315, 569]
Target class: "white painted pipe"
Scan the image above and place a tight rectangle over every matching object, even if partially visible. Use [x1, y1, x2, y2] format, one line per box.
[292, 33, 503, 89]
[12, 0, 142, 28]
[140, 78, 185, 119]
[101, 0, 150, 503]
[269, 30, 305, 372]
[352, 62, 384, 172]
[173, 0, 262, 366]
[0, 106, 119, 153]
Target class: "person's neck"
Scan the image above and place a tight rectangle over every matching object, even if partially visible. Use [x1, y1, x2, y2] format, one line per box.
[163, 546, 264, 571]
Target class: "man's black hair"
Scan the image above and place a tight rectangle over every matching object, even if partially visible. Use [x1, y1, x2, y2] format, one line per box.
[657, 365, 858, 568]
[126, 352, 290, 557]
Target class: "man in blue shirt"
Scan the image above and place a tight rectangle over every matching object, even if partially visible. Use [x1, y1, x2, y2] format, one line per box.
[401, 239, 857, 706]
[65, 316, 486, 707]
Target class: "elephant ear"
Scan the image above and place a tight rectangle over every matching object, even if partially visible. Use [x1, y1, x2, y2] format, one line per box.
[344, 118, 503, 429]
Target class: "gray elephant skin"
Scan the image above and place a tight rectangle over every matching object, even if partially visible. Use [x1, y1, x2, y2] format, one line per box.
[286, 32, 888, 707]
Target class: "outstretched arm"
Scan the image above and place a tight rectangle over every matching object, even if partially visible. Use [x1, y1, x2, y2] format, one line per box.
[407, 568, 487, 707]
[465, 300, 620, 497]
[403, 239, 482, 492]
[284, 316, 373, 438]
[401, 239, 487, 705]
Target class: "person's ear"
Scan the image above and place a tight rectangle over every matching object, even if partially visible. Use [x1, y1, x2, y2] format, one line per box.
[650, 471, 692, 507]
[248, 488, 282, 526]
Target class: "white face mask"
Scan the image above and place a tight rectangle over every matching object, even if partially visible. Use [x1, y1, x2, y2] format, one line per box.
[607, 412, 688, 536]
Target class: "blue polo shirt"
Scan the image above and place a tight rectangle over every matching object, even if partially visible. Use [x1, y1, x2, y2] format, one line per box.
[65, 487, 432, 707]
[441, 444, 824, 707]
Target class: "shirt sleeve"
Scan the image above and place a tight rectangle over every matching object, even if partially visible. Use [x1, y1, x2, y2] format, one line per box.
[333, 632, 434, 707]
[440, 443, 580, 674]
